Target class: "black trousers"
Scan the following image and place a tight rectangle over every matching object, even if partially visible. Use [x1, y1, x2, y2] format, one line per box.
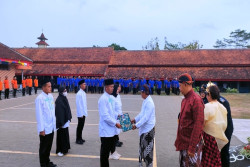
[39, 132, 54, 167]
[133, 88, 137, 94]
[110, 135, 119, 154]
[156, 88, 161, 95]
[13, 89, 17, 97]
[35, 87, 38, 94]
[5, 89, 9, 99]
[22, 88, 26, 96]
[221, 135, 231, 167]
[56, 127, 70, 154]
[150, 88, 154, 95]
[165, 88, 170, 95]
[74, 86, 78, 93]
[100, 136, 116, 167]
[0, 90, 2, 99]
[76, 116, 86, 141]
[28, 87, 32, 95]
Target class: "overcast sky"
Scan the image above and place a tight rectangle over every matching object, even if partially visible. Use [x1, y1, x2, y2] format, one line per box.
[1, 0, 250, 50]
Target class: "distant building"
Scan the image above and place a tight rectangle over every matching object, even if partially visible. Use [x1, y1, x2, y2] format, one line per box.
[0, 42, 32, 86]
[2, 32, 250, 92]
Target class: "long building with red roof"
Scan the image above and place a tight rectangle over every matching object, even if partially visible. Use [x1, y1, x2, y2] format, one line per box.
[1, 33, 250, 92]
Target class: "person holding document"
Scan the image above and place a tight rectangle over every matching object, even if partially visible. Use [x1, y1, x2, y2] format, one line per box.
[131, 84, 156, 167]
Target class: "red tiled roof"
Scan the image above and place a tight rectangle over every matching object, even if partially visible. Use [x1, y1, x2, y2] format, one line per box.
[110, 49, 250, 66]
[14, 47, 114, 63]
[0, 42, 32, 62]
[36, 41, 49, 46]
[106, 67, 250, 81]
[16, 64, 107, 76]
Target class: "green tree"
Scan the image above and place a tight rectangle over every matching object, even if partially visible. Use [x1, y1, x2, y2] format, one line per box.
[108, 43, 127, 50]
[214, 29, 250, 48]
[163, 37, 202, 50]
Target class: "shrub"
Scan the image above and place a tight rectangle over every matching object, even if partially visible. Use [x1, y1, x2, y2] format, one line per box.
[226, 88, 238, 93]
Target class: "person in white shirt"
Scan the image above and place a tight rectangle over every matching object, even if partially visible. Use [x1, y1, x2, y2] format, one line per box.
[35, 79, 57, 167]
[76, 79, 88, 145]
[98, 78, 121, 167]
[131, 84, 156, 167]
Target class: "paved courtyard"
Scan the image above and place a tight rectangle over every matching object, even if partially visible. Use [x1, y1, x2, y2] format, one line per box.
[0, 90, 248, 167]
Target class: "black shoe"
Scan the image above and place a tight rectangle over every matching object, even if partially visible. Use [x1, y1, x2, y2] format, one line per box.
[76, 140, 83, 145]
[81, 139, 86, 143]
[48, 162, 57, 167]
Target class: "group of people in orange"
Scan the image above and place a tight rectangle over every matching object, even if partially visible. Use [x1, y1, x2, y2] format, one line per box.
[0, 75, 38, 100]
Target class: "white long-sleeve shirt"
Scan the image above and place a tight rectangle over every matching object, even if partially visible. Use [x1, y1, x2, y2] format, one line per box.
[112, 94, 123, 135]
[35, 91, 56, 135]
[135, 95, 156, 136]
[115, 94, 123, 116]
[98, 92, 117, 137]
[76, 89, 88, 117]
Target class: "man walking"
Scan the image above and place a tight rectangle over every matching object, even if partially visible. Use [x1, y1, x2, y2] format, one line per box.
[35, 79, 57, 167]
[175, 73, 204, 167]
[76, 80, 88, 144]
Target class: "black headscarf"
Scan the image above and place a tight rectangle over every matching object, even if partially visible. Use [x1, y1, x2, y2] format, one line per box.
[112, 83, 119, 98]
[55, 86, 72, 128]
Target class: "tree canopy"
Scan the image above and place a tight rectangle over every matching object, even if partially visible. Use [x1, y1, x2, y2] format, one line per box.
[213, 29, 250, 48]
[143, 37, 203, 50]
[108, 43, 127, 50]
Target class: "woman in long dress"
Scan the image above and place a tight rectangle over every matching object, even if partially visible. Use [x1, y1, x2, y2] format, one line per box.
[55, 86, 72, 156]
[202, 85, 228, 166]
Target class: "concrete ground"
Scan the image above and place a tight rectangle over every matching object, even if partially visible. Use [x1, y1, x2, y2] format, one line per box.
[0, 90, 249, 167]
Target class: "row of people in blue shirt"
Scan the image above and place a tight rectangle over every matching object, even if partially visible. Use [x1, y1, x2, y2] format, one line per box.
[56, 76, 180, 95]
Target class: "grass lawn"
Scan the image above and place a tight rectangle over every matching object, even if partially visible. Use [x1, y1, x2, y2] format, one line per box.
[221, 93, 250, 119]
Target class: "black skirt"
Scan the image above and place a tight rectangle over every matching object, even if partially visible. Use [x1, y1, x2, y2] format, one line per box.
[56, 127, 70, 154]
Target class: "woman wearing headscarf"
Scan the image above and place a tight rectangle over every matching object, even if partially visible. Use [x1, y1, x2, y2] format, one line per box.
[109, 82, 123, 160]
[131, 84, 156, 167]
[55, 86, 72, 156]
[202, 85, 228, 166]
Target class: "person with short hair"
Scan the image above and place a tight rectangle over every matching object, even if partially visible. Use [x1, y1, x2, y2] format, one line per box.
[11, 76, 18, 98]
[35, 79, 57, 167]
[175, 73, 204, 167]
[219, 95, 234, 167]
[22, 76, 26, 96]
[202, 84, 228, 166]
[4, 76, 9, 99]
[131, 84, 156, 167]
[164, 77, 170, 95]
[28, 76, 32, 95]
[98, 78, 122, 167]
[76, 79, 88, 145]
[34, 76, 39, 94]
[0, 77, 3, 100]
[55, 86, 72, 157]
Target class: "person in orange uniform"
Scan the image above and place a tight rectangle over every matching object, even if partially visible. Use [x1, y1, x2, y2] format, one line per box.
[26, 76, 29, 94]
[4, 76, 10, 99]
[22, 76, 26, 96]
[0, 77, 3, 100]
[34, 76, 39, 94]
[11, 76, 18, 98]
[28, 76, 33, 95]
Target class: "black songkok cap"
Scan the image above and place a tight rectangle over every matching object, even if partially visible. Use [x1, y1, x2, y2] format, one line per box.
[104, 79, 114, 86]
[178, 73, 194, 85]
[58, 86, 66, 93]
[78, 79, 85, 85]
[41, 78, 51, 87]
